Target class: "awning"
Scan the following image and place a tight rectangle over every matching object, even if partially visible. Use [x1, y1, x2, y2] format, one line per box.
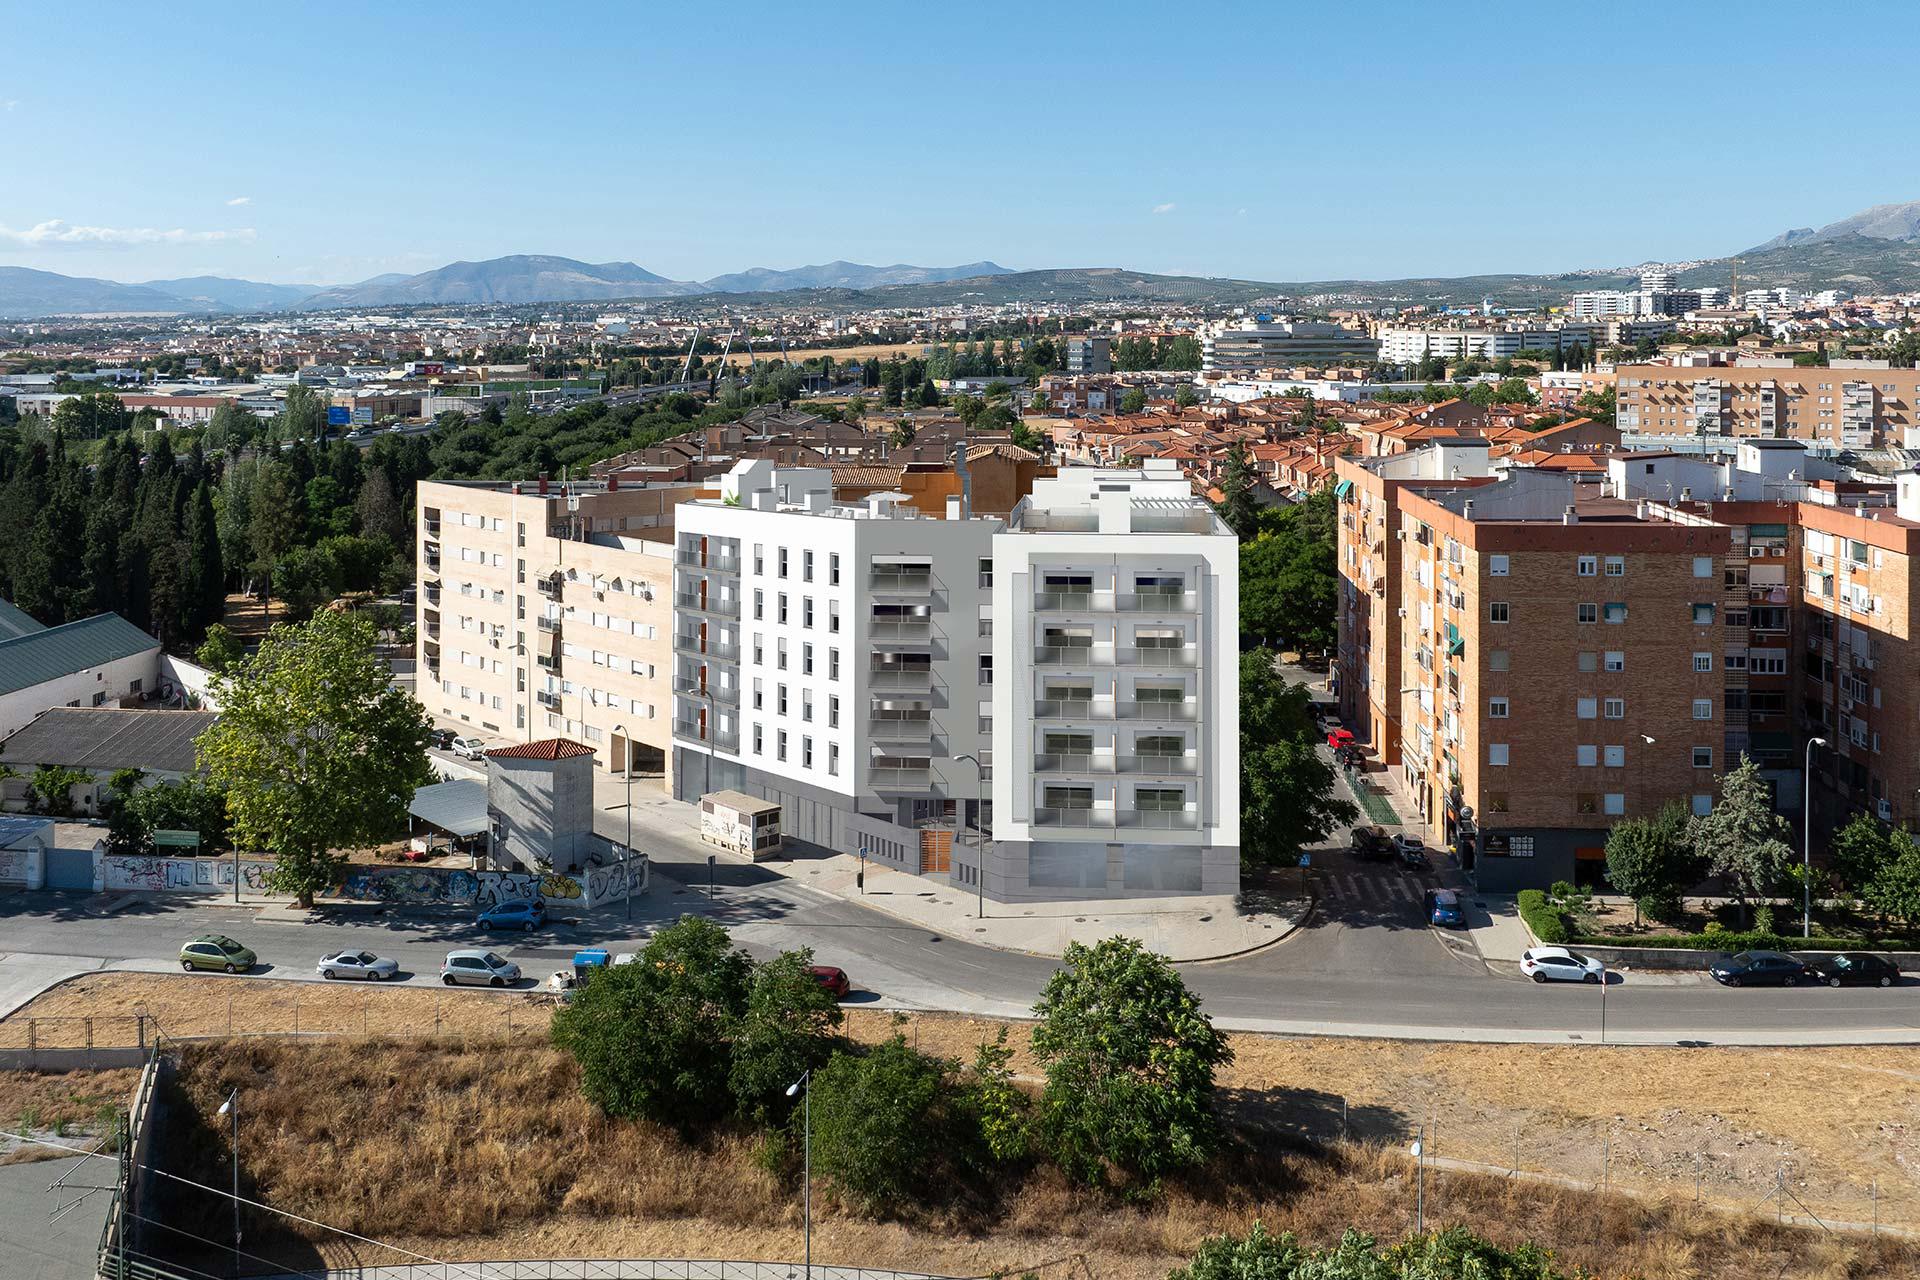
[407, 779, 489, 837]
[1334, 479, 1353, 498]
[1445, 622, 1464, 656]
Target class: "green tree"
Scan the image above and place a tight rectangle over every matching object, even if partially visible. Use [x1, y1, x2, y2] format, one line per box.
[197, 611, 433, 906]
[916, 377, 941, 408]
[195, 623, 245, 673]
[1603, 801, 1699, 924]
[1031, 936, 1232, 1188]
[280, 384, 328, 441]
[1862, 835, 1920, 932]
[1173, 384, 1199, 408]
[1214, 442, 1260, 540]
[1239, 489, 1337, 651]
[550, 915, 752, 1127]
[1689, 754, 1793, 927]
[727, 948, 842, 1121]
[809, 1035, 952, 1211]
[181, 480, 225, 642]
[1120, 387, 1148, 414]
[1574, 386, 1616, 425]
[1239, 649, 1355, 869]
[28, 765, 90, 817]
[963, 1027, 1030, 1163]
[1828, 812, 1899, 898]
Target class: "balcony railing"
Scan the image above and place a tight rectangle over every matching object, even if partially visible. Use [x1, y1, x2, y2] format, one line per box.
[1033, 753, 1111, 773]
[1031, 806, 1104, 827]
[536, 616, 561, 633]
[1034, 644, 1102, 665]
[869, 567, 933, 592]
[1119, 810, 1200, 829]
[1119, 754, 1199, 775]
[867, 668, 933, 689]
[676, 547, 740, 573]
[423, 521, 441, 538]
[536, 690, 561, 710]
[869, 619, 933, 642]
[674, 591, 741, 619]
[869, 766, 932, 790]
[1118, 590, 1199, 612]
[536, 576, 563, 599]
[1033, 698, 1108, 719]
[1031, 807, 1199, 829]
[673, 633, 740, 661]
[674, 677, 739, 705]
[1033, 590, 1097, 611]
[672, 719, 738, 752]
[1118, 698, 1198, 720]
[1119, 645, 1199, 668]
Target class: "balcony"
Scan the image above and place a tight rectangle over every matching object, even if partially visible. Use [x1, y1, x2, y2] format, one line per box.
[536, 690, 561, 710]
[423, 550, 441, 571]
[1119, 753, 1198, 774]
[423, 622, 441, 640]
[535, 615, 562, 633]
[535, 574, 563, 600]
[1031, 806, 1105, 828]
[1034, 698, 1109, 719]
[869, 765, 932, 790]
[1118, 590, 1200, 612]
[674, 677, 739, 706]
[676, 546, 740, 574]
[870, 716, 934, 744]
[1033, 590, 1097, 611]
[868, 668, 933, 690]
[422, 587, 441, 606]
[423, 520, 440, 539]
[674, 590, 741, 619]
[1034, 644, 1103, 666]
[869, 618, 933, 643]
[673, 633, 740, 661]
[673, 719, 738, 753]
[1034, 753, 1113, 774]
[1118, 810, 1200, 830]
[1118, 644, 1199, 668]
[869, 566, 933, 594]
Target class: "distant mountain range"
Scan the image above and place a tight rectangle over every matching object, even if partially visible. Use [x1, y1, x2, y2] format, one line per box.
[8, 201, 1920, 319]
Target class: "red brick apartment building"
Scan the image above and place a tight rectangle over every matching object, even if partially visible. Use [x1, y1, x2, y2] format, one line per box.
[1336, 438, 1920, 891]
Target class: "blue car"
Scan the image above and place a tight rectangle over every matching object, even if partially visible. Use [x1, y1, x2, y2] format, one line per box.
[1428, 888, 1465, 928]
[478, 899, 547, 932]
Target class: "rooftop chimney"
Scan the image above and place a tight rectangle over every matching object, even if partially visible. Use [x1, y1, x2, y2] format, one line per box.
[1563, 505, 1579, 526]
[607, 474, 620, 491]
[538, 473, 550, 496]
[1462, 500, 1475, 519]
[1679, 487, 1692, 502]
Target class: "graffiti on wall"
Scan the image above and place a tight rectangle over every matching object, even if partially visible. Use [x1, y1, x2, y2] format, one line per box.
[335, 867, 480, 906]
[585, 859, 645, 907]
[103, 856, 272, 894]
[0, 849, 28, 884]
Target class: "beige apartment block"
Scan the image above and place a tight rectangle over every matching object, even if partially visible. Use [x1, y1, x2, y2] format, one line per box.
[417, 478, 702, 778]
[1616, 362, 1920, 449]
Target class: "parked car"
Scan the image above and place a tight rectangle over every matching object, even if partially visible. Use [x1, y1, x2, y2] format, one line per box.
[1393, 833, 1427, 867]
[441, 950, 521, 987]
[1326, 727, 1356, 752]
[450, 736, 487, 760]
[478, 899, 546, 932]
[1520, 946, 1605, 984]
[317, 950, 398, 981]
[428, 728, 456, 751]
[809, 965, 852, 999]
[1350, 825, 1391, 860]
[1805, 953, 1900, 988]
[180, 935, 256, 974]
[1428, 888, 1465, 928]
[1708, 950, 1806, 987]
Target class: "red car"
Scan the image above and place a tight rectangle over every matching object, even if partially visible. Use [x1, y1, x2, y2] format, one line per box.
[808, 965, 851, 999]
[1326, 727, 1356, 750]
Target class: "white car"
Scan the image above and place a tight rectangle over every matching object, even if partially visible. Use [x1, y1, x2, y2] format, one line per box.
[1520, 946, 1606, 985]
[441, 950, 521, 987]
[317, 950, 398, 981]
[450, 736, 487, 760]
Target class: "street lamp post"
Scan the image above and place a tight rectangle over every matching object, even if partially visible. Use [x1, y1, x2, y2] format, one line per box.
[786, 1071, 812, 1280]
[954, 753, 989, 918]
[701, 687, 718, 796]
[1409, 1126, 1425, 1234]
[1804, 737, 1828, 939]
[216, 1088, 239, 1273]
[613, 723, 634, 921]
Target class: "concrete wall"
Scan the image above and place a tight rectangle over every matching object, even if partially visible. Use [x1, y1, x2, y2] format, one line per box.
[102, 854, 276, 896]
[489, 753, 595, 873]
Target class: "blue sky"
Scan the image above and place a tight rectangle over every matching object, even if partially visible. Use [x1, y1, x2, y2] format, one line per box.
[3, 0, 1917, 287]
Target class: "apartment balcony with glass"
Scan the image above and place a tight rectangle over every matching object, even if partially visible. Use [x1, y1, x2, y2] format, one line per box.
[869, 604, 934, 647]
[869, 562, 934, 596]
[676, 538, 740, 574]
[868, 756, 932, 790]
[674, 586, 741, 620]
[673, 630, 740, 661]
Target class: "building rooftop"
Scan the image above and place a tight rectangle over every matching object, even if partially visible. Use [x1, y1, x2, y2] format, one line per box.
[0, 613, 160, 699]
[0, 600, 45, 642]
[485, 737, 596, 761]
[0, 708, 216, 774]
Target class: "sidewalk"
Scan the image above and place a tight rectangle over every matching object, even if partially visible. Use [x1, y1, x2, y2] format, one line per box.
[593, 770, 1307, 962]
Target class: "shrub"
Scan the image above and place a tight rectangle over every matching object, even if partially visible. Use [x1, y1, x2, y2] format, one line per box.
[1516, 889, 1569, 944]
[1636, 889, 1685, 924]
[1752, 904, 1776, 936]
[727, 949, 842, 1122]
[809, 1036, 951, 1212]
[962, 1027, 1030, 1164]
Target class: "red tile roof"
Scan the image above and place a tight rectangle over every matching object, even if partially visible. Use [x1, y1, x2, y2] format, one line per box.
[485, 738, 597, 761]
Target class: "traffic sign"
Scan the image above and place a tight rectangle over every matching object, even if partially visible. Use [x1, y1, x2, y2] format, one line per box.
[1298, 853, 1312, 868]
[326, 406, 351, 426]
[153, 829, 200, 849]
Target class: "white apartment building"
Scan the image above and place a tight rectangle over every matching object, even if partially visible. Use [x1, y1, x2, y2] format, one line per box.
[1201, 318, 1379, 373]
[416, 478, 700, 777]
[1376, 322, 1602, 366]
[671, 457, 1240, 902]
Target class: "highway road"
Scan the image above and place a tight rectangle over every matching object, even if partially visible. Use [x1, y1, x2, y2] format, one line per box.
[6, 829, 1920, 1045]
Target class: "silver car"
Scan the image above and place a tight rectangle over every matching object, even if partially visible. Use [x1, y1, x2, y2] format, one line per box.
[317, 950, 399, 981]
[441, 949, 521, 987]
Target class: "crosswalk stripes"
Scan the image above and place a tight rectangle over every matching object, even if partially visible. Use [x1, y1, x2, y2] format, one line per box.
[1318, 868, 1426, 905]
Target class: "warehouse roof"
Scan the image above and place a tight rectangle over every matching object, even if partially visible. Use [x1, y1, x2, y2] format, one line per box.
[0, 613, 159, 699]
[407, 779, 489, 837]
[0, 600, 45, 642]
[0, 708, 217, 774]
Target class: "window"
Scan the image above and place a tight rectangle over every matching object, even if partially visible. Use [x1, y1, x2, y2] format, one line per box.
[1488, 601, 1509, 623]
[1692, 746, 1713, 769]
[803, 643, 814, 676]
[1604, 556, 1625, 577]
[979, 655, 994, 686]
[1576, 744, 1598, 767]
[803, 597, 814, 629]
[752, 724, 763, 755]
[1577, 603, 1598, 624]
[1577, 555, 1597, 577]
[828, 602, 839, 633]
[1576, 793, 1599, 815]
[1750, 651, 1786, 676]
[1692, 698, 1714, 720]
[828, 743, 840, 775]
[753, 589, 764, 620]
[1577, 651, 1597, 673]
[1488, 554, 1509, 576]
[1693, 556, 1713, 578]
[1489, 649, 1510, 672]
[829, 553, 841, 586]
[778, 548, 789, 579]
[1692, 603, 1715, 625]
[1486, 792, 1509, 814]
[1692, 794, 1713, 817]
[1603, 697, 1625, 719]
[777, 684, 788, 715]
[978, 556, 993, 587]
[752, 678, 764, 711]
[1134, 787, 1185, 812]
[801, 690, 813, 723]
[802, 736, 813, 769]
[754, 544, 764, 574]
[777, 593, 789, 624]
[1044, 785, 1093, 810]
[1488, 697, 1509, 719]
[1603, 793, 1625, 816]
[803, 550, 814, 583]
[829, 695, 840, 728]
[1604, 602, 1628, 624]
[776, 638, 788, 669]
[1693, 652, 1713, 673]
[1488, 743, 1509, 766]
[1603, 745, 1626, 767]
[776, 730, 788, 761]
[1577, 698, 1598, 719]
[1604, 651, 1625, 672]
[829, 648, 840, 680]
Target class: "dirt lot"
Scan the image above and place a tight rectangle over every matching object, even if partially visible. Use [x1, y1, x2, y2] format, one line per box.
[0, 1067, 137, 1165]
[703, 341, 929, 368]
[11, 975, 1920, 1235]
[217, 591, 290, 642]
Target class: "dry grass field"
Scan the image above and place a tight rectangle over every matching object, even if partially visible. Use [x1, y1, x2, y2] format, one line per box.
[0, 1067, 137, 1165]
[703, 341, 928, 368]
[141, 1037, 1917, 1280]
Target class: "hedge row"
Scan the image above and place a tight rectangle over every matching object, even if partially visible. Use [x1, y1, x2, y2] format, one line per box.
[1515, 889, 1569, 944]
[1569, 930, 1919, 953]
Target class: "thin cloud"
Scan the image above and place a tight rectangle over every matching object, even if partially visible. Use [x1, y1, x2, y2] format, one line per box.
[1, 100, 17, 112]
[226, 196, 252, 207]
[0, 219, 258, 248]
[1152, 202, 1177, 215]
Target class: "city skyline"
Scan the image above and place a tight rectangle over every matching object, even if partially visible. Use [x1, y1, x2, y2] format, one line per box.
[5, 0, 1918, 285]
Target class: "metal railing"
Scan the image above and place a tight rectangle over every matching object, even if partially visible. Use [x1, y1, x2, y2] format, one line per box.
[868, 619, 933, 641]
[868, 766, 932, 789]
[1118, 697, 1199, 720]
[1033, 753, 1110, 774]
[676, 548, 741, 573]
[672, 721, 738, 753]
[1033, 698, 1108, 719]
[1033, 644, 1102, 665]
[236, 1261, 966, 1280]
[1119, 809, 1200, 829]
[1119, 753, 1199, 774]
[1031, 805, 1103, 827]
[1032, 590, 1097, 610]
[1119, 645, 1199, 668]
[869, 568, 933, 592]
[867, 669, 933, 689]
[673, 634, 739, 660]
[1118, 590, 1200, 611]
[674, 591, 741, 618]
[536, 616, 562, 632]
[674, 678, 738, 705]
[1031, 807, 1199, 829]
